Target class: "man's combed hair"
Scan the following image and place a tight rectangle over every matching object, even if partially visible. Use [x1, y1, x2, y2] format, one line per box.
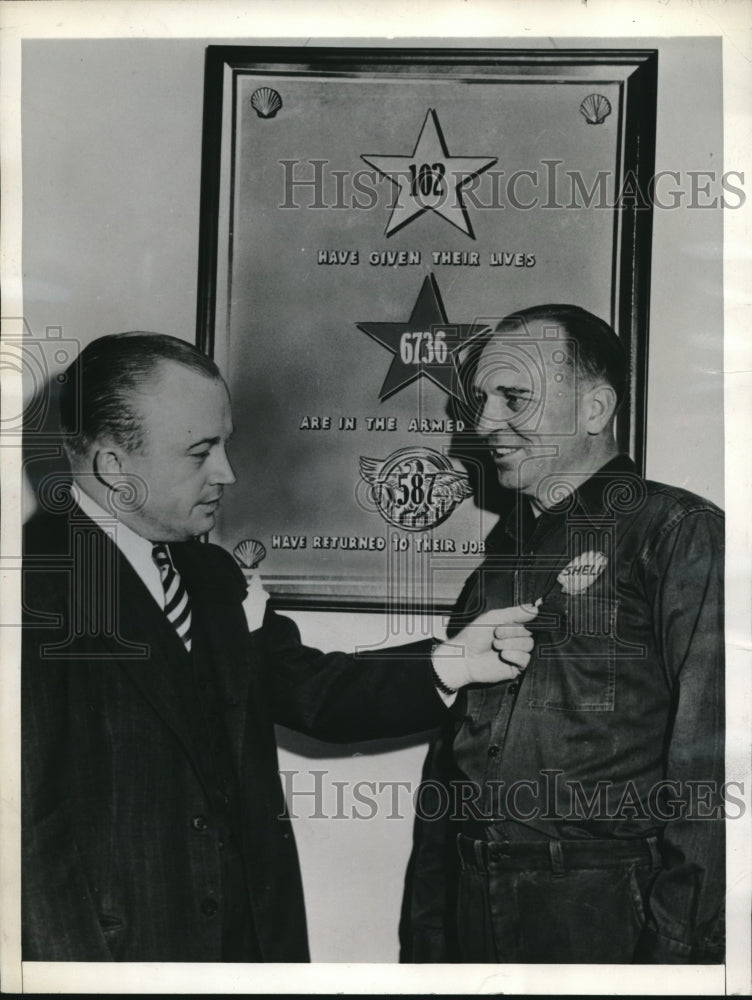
[457, 303, 629, 415]
[60, 332, 221, 457]
[497, 304, 629, 406]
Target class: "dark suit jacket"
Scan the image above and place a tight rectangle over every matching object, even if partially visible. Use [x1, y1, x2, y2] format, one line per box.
[22, 505, 445, 961]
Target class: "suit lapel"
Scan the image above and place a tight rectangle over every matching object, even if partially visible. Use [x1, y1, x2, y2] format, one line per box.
[110, 560, 201, 749]
[171, 543, 253, 771]
[68, 510, 217, 793]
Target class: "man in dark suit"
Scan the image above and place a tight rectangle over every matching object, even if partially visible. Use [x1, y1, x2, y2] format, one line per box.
[22, 332, 536, 962]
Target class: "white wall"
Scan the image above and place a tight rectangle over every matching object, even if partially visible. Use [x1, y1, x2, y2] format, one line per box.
[21, 36, 724, 961]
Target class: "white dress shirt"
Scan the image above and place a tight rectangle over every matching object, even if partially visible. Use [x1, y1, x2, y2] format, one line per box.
[73, 484, 269, 630]
[74, 486, 165, 610]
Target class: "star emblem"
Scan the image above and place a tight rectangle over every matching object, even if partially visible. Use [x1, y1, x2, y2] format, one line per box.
[361, 109, 497, 239]
[357, 275, 479, 402]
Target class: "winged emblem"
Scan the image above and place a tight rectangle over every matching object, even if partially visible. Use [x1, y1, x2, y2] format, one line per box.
[359, 456, 401, 509]
[359, 447, 473, 531]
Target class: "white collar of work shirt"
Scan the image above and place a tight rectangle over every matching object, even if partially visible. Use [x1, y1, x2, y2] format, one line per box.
[73, 485, 165, 610]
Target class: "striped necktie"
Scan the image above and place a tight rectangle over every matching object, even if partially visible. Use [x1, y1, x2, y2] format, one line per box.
[151, 543, 192, 652]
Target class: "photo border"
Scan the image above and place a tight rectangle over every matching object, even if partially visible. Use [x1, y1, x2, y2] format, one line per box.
[1, 2, 749, 996]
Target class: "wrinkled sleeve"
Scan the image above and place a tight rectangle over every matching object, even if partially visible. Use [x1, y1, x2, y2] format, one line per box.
[258, 609, 449, 742]
[635, 507, 725, 963]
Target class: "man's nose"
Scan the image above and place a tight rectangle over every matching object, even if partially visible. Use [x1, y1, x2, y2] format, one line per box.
[476, 397, 510, 436]
[211, 446, 236, 486]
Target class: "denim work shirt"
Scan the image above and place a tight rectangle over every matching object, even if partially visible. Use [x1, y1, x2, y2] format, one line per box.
[444, 454, 725, 960]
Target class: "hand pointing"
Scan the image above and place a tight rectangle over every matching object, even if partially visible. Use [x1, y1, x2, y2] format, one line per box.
[432, 602, 539, 692]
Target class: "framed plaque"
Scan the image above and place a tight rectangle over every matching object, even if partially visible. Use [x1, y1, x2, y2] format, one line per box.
[196, 47, 657, 610]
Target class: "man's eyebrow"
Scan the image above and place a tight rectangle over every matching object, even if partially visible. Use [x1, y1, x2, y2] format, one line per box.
[186, 436, 220, 451]
[475, 383, 533, 395]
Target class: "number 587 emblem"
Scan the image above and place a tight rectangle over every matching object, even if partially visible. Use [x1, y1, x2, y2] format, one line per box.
[359, 447, 473, 531]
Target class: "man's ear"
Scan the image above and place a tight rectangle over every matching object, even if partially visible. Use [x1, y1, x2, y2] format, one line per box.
[583, 382, 618, 435]
[92, 444, 125, 486]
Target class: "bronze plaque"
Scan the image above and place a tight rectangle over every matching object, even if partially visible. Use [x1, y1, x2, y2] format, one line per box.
[197, 47, 656, 609]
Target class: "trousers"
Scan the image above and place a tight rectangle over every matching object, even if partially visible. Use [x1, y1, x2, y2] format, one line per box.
[455, 833, 663, 963]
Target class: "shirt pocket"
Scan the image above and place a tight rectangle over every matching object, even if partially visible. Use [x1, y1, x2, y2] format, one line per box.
[527, 590, 618, 712]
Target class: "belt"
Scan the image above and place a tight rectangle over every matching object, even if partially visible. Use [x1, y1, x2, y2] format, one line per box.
[457, 833, 662, 873]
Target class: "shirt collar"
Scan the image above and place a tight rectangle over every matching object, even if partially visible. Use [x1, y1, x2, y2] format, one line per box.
[73, 484, 157, 562]
[503, 453, 639, 540]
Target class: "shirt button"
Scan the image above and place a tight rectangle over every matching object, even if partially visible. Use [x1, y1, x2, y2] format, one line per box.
[508, 683, 520, 696]
[192, 815, 208, 831]
[488, 745, 500, 758]
[216, 792, 230, 811]
[218, 839, 226, 850]
[201, 898, 218, 917]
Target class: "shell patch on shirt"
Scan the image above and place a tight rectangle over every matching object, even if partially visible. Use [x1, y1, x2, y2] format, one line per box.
[556, 551, 608, 594]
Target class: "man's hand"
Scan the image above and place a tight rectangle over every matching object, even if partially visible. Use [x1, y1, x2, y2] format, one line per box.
[432, 603, 539, 693]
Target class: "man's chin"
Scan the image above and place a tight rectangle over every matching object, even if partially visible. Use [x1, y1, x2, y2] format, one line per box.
[496, 467, 523, 491]
[192, 508, 217, 534]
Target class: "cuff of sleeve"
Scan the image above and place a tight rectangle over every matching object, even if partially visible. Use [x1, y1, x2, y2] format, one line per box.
[434, 685, 457, 708]
[431, 641, 458, 706]
[633, 924, 693, 964]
